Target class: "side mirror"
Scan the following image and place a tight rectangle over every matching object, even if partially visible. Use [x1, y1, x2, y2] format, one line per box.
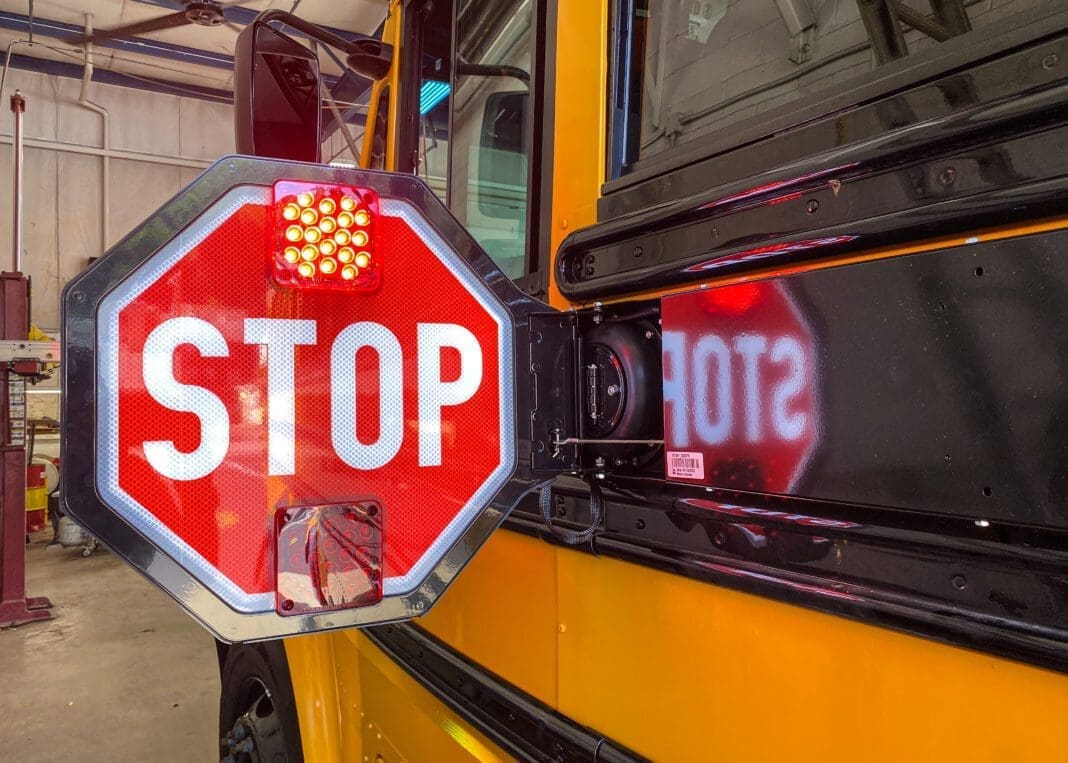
[234, 21, 322, 163]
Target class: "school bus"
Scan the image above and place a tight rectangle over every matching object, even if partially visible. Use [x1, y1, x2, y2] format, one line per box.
[63, 0, 1068, 761]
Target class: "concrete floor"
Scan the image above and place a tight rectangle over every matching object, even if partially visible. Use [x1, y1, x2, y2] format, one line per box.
[0, 534, 220, 761]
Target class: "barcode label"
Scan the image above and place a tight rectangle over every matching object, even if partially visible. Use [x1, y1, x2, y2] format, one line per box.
[667, 450, 705, 480]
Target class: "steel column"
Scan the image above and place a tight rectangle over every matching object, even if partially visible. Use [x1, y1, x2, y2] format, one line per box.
[9, 90, 22, 273]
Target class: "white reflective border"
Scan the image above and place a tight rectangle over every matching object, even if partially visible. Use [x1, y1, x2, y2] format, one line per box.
[97, 186, 516, 614]
[99, 187, 273, 613]
[379, 198, 515, 597]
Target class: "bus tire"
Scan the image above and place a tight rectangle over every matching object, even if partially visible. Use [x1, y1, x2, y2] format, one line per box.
[218, 642, 304, 763]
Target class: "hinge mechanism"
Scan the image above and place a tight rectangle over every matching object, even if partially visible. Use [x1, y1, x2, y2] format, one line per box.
[526, 301, 664, 477]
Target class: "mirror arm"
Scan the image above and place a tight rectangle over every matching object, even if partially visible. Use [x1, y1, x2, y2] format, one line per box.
[255, 9, 363, 56]
[254, 9, 394, 79]
[456, 62, 530, 85]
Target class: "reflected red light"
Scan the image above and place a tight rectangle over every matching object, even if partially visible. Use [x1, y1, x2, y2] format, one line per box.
[697, 164, 861, 212]
[699, 281, 764, 316]
[684, 235, 858, 274]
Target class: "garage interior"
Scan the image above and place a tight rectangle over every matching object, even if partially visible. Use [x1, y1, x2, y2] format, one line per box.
[0, 1, 384, 759]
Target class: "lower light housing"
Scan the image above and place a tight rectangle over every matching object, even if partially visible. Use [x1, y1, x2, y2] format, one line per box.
[275, 502, 383, 615]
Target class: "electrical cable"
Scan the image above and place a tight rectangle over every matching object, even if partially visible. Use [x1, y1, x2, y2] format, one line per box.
[539, 476, 603, 545]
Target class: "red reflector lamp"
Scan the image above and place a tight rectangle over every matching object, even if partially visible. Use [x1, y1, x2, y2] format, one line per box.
[275, 502, 383, 615]
[272, 181, 380, 291]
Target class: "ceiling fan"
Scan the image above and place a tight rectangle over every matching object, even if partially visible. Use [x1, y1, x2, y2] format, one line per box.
[79, 1, 247, 44]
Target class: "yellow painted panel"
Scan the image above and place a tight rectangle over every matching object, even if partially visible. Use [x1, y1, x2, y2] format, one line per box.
[290, 627, 517, 762]
[338, 630, 511, 762]
[383, 0, 402, 172]
[547, 0, 608, 310]
[289, 532, 557, 760]
[285, 634, 344, 763]
[556, 550, 1068, 762]
[327, 631, 369, 762]
[418, 529, 559, 707]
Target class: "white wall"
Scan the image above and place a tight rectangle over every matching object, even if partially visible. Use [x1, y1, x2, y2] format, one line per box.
[0, 67, 234, 333]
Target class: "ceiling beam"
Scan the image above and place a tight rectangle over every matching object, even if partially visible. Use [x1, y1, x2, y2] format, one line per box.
[0, 9, 371, 123]
[4, 50, 232, 102]
[0, 11, 233, 70]
[0, 11, 356, 92]
[132, 0, 380, 44]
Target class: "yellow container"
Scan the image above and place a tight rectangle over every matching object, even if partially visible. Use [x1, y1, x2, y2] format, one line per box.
[25, 485, 46, 512]
[26, 463, 47, 531]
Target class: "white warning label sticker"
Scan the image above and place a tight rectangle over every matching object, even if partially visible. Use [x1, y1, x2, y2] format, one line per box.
[667, 450, 705, 480]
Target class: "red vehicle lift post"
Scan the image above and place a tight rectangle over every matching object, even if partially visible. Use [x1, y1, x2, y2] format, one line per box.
[0, 90, 51, 627]
[0, 273, 52, 626]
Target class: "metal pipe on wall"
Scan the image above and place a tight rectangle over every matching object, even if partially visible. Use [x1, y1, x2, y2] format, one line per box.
[79, 14, 110, 249]
[0, 135, 210, 169]
[0, 39, 28, 101]
[9, 89, 23, 273]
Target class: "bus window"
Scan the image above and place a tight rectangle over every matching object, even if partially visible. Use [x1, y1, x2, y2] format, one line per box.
[449, 0, 533, 280]
[612, 0, 1058, 177]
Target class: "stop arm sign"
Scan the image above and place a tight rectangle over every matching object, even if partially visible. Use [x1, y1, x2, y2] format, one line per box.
[63, 158, 545, 641]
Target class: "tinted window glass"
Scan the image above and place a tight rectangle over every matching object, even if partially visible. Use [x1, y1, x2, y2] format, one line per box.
[614, 0, 1057, 175]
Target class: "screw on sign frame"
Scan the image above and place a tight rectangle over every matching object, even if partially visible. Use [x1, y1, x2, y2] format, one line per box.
[62, 157, 555, 643]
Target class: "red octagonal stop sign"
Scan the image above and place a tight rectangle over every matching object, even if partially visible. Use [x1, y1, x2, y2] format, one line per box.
[65, 160, 534, 640]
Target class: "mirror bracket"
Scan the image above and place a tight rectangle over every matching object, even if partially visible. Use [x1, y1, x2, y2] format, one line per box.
[256, 10, 395, 80]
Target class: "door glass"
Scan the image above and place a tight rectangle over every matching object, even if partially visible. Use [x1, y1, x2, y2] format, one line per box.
[420, 79, 451, 199]
[449, 0, 532, 279]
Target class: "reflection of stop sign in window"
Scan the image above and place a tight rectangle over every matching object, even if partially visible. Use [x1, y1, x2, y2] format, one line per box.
[662, 281, 817, 494]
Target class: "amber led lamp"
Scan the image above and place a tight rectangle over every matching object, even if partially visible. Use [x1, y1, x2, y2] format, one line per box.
[272, 180, 380, 291]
